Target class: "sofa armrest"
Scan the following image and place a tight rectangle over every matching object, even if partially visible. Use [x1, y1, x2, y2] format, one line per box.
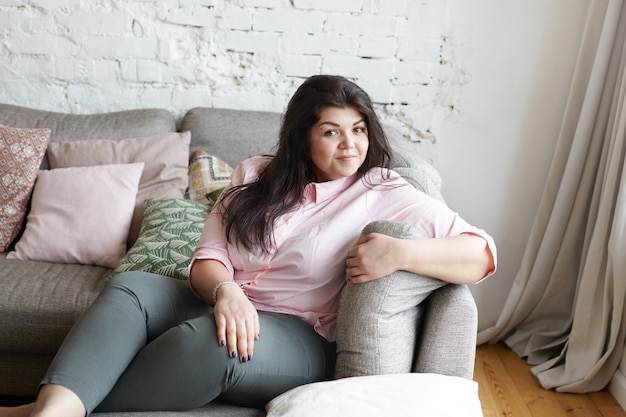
[413, 284, 478, 380]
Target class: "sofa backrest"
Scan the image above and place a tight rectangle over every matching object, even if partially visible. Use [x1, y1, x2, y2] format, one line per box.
[0, 104, 177, 169]
[181, 107, 283, 168]
[0, 103, 444, 200]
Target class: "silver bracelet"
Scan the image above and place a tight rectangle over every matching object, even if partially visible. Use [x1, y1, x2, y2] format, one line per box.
[211, 281, 241, 304]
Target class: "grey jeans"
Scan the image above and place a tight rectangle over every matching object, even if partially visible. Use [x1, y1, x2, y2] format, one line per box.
[41, 272, 335, 414]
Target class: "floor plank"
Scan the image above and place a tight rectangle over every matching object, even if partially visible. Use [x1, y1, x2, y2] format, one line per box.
[475, 344, 626, 417]
[475, 344, 534, 417]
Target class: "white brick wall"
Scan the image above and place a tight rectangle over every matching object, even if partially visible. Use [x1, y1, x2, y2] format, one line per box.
[0, 0, 456, 147]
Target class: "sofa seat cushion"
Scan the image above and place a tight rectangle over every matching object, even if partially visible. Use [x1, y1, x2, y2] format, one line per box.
[0, 253, 109, 354]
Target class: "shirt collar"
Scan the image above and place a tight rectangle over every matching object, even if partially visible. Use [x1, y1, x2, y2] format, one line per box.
[303, 174, 360, 204]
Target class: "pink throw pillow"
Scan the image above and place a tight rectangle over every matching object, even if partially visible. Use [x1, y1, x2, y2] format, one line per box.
[46, 132, 191, 246]
[7, 163, 144, 268]
[0, 125, 50, 251]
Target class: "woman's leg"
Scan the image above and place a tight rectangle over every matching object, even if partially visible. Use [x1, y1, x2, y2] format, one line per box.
[40, 272, 211, 415]
[0, 385, 83, 417]
[334, 220, 447, 378]
[96, 311, 336, 412]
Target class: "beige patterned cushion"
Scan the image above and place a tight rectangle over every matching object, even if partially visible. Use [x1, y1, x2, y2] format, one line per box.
[0, 125, 50, 251]
[188, 150, 233, 206]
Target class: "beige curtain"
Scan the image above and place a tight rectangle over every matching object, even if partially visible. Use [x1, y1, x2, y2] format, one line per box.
[478, 0, 626, 392]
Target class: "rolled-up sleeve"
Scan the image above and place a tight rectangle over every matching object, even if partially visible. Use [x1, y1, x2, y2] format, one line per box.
[189, 156, 270, 277]
[190, 211, 234, 276]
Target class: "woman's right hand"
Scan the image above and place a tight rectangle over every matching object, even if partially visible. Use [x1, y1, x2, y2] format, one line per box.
[189, 259, 261, 361]
[213, 283, 260, 362]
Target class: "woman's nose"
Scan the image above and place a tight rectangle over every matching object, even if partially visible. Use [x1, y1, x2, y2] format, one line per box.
[340, 133, 355, 148]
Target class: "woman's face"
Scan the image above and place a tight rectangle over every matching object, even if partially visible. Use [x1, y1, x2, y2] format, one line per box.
[309, 106, 369, 182]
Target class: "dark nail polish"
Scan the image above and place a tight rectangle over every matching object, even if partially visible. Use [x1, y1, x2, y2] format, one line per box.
[247, 355, 252, 361]
[220, 340, 225, 346]
[242, 356, 247, 363]
[231, 351, 237, 358]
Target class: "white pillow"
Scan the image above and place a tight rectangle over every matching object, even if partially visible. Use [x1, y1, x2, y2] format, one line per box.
[7, 163, 144, 268]
[265, 373, 483, 417]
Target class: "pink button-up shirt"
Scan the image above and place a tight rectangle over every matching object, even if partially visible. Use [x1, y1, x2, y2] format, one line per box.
[191, 156, 496, 341]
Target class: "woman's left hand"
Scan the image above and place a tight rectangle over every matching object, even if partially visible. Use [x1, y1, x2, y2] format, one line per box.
[345, 233, 403, 283]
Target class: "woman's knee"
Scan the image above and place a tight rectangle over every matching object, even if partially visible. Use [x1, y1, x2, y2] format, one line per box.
[107, 271, 170, 292]
[362, 220, 427, 239]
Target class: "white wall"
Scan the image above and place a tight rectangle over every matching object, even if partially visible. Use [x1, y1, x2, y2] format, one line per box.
[0, 1, 589, 331]
[441, 0, 590, 329]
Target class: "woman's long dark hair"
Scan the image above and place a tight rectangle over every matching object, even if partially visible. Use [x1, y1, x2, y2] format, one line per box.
[218, 75, 394, 252]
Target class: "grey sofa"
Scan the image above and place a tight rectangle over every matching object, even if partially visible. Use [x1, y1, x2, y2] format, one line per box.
[0, 103, 479, 416]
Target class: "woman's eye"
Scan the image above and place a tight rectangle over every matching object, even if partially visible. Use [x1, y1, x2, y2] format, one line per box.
[324, 130, 338, 136]
[354, 126, 366, 134]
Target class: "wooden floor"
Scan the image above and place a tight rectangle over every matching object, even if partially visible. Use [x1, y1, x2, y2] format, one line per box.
[475, 343, 626, 417]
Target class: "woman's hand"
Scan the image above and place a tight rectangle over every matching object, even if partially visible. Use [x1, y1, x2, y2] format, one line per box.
[213, 283, 260, 362]
[345, 233, 403, 283]
[189, 259, 261, 361]
[345, 232, 494, 285]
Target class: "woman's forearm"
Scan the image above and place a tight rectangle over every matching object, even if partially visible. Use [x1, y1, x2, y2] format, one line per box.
[398, 233, 494, 284]
[189, 259, 236, 305]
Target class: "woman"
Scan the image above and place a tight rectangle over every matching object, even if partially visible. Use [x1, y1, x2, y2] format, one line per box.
[0, 75, 496, 417]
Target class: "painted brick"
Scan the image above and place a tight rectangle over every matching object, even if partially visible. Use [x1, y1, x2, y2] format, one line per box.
[392, 83, 437, 106]
[285, 33, 357, 55]
[55, 59, 95, 82]
[326, 14, 398, 37]
[11, 57, 54, 79]
[284, 54, 322, 77]
[322, 55, 394, 83]
[235, 0, 287, 8]
[80, 37, 159, 59]
[162, 6, 217, 28]
[137, 60, 163, 83]
[93, 60, 122, 82]
[26, 0, 70, 9]
[138, 88, 174, 111]
[7, 34, 79, 56]
[120, 60, 138, 83]
[173, 87, 212, 110]
[59, 12, 129, 35]
[0, 80, 66, 111]
[212, 89, 286, 112]
[292, 0, 363, 13]
[179, 0, 219, 6]
[253, 9, 325, 33]
[223, 30, 282, 55]
[395, 60, 436, 86]
[67, 84, 139, 113]
[217, 8, 253, 30]
[358, 36, 396, 58]
[397, 38, 441, 61]
[0, 0, 449, 144]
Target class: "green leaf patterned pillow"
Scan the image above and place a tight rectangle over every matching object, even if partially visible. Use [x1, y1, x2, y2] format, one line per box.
[111, 198, 209, 280]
